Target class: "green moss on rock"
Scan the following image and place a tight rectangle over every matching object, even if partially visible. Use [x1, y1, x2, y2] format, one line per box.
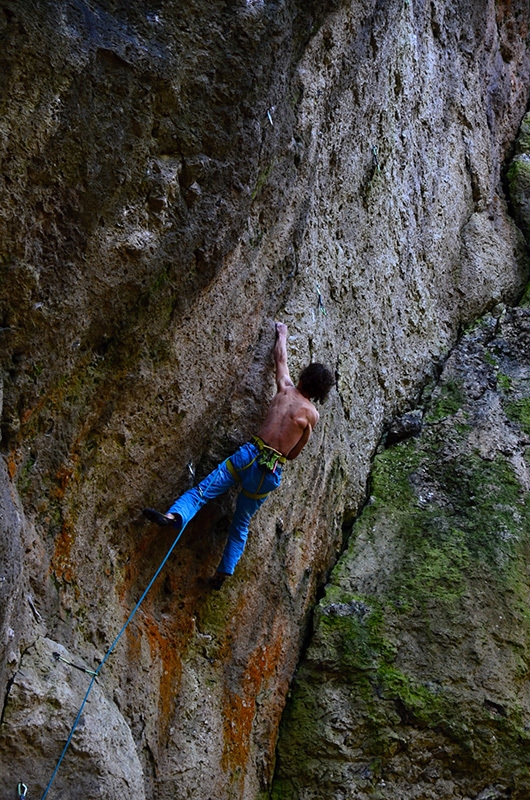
[424, 379, 466, 422]
[504, 398, 530, 437]
[515, 112, 530, 154]
[507, 112, 530, 243]
[272, 316, 530, 799]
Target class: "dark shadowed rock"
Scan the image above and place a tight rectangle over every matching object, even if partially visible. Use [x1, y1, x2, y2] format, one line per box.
[384, 410, 423, 447]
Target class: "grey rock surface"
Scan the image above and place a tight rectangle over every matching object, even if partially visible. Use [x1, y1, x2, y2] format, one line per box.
[0, 1, 529, 798]
[272, 308, 530, 798]
[0, 636, 145, 798]
[0, 453, 24, 702]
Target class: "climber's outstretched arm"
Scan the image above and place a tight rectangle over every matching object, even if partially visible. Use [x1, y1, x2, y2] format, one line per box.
[274, 322, 294, 391]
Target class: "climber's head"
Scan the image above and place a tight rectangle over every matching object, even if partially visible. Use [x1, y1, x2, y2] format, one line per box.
[297, 363, 335, 403]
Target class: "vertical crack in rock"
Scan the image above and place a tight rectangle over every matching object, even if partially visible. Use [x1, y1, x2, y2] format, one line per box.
[0, 673, 16, 728]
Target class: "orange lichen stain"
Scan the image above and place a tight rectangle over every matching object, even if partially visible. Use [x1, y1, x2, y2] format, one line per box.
[50, 519, 76, 584]
[54, 464, 75, 499]
[142, 612, 185, 735]
[19, 384, 62, 434]
[124, 616, 143, 662]
[118, 531, 201, 746]
[495, 1, 529, 43]
[7, 450, 18, 480]
[121, 592, 196, 745]
[221, 614, 286, 786]
[21, 408, 34, 425]
[117, 528, 154, 609]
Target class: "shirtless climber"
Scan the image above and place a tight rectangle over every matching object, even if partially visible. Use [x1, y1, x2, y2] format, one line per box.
[142, 322, 335, 588]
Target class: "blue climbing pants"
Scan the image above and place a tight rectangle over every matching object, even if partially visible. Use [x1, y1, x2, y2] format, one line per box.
[166, 441, 283, 575]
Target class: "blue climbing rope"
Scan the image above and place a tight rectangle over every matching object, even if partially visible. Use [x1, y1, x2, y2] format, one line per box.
[40, 521, 187, 800]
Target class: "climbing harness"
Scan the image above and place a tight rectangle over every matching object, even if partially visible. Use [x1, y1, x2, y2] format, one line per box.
[38, 521, 189, 800]
[226, 455, 271, 500]
[252, 436, 287, 472]
[225, 438, 286, 500]
[226, 460, 268, 500]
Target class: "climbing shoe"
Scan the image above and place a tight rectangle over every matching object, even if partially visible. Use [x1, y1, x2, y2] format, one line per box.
[209, 571, 229, 590]
[142, 508, 181, 528]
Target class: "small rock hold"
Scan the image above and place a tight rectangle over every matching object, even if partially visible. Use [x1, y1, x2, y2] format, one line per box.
[148, 195, 167, 212]
[384, 410, 423, 446]
[184, 182, 202, 206]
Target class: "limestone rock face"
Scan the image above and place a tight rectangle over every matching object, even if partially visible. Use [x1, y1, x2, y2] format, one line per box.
[1, 637, 145, 799]
[0, 453, 25, 702]
[272, 306, 530, 799]
[0, 1, 529, 799]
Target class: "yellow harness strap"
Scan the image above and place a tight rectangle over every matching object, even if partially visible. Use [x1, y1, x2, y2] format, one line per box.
[242, 487, 271, 500]
[251, 436, 287, 465]
[226, 458, 241, 483]
[226, 455, 271, 500]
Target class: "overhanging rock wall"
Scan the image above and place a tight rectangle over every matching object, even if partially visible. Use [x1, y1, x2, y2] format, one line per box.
[0, 1, 529, 798]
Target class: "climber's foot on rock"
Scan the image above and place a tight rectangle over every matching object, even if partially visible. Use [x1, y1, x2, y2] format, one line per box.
[209, 571, 229, 590]
[142, 508, 181, 529]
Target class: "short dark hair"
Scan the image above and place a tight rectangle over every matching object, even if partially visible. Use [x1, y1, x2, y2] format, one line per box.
[298, 363, 335, 403]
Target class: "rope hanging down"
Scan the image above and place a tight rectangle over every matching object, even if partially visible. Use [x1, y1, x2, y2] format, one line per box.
[39, 521, 188, 800]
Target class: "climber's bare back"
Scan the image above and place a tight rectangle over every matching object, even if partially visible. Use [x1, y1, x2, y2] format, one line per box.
[256, 323, 319, 460]
[257, 387, 318, 460]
